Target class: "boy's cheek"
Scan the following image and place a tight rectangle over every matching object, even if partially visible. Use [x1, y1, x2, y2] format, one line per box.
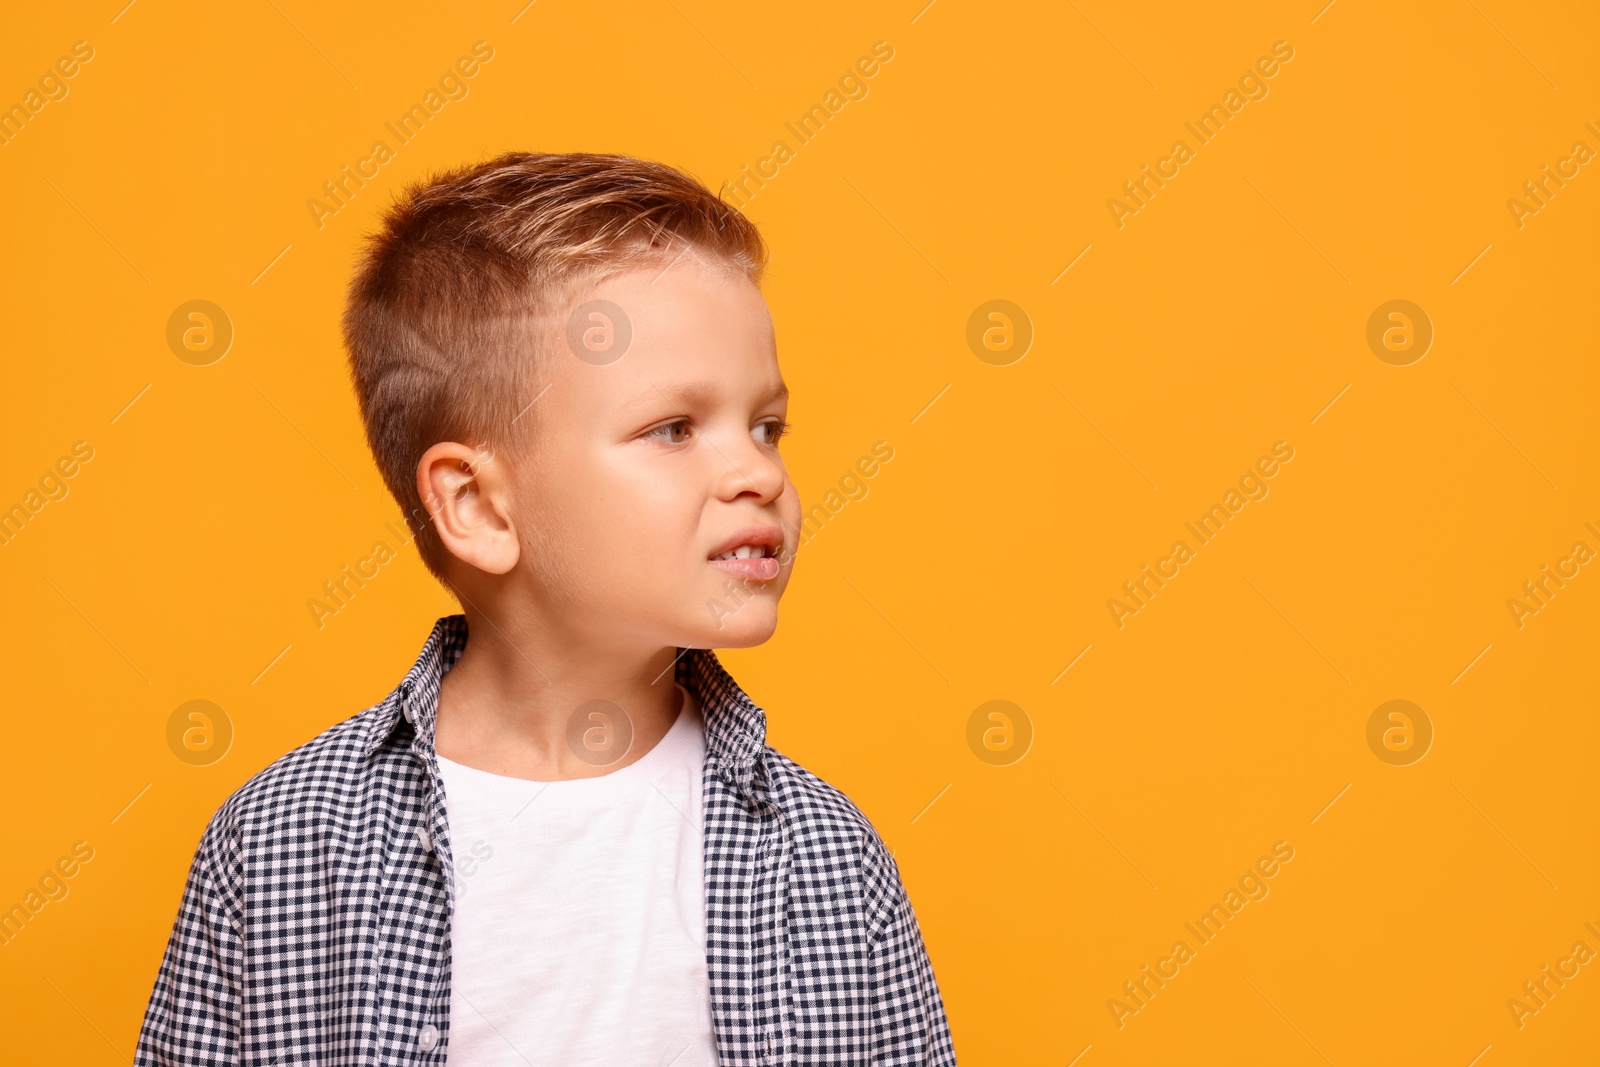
[778, 485, 804, 560]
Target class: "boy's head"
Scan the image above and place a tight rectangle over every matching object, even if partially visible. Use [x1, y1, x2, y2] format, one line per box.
[341, 151, 801, 651]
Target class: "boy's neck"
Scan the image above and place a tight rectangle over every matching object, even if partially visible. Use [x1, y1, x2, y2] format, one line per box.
[432, 605, 687, 782]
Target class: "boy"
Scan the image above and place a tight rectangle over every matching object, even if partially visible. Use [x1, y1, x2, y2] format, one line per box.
[134, 152, 956, 1066]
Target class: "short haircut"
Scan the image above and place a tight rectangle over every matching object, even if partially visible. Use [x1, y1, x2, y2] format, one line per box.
[340, 151, 768, 587]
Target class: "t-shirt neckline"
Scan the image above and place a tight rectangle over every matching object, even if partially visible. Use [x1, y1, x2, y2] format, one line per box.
[434, 682, 701, 792]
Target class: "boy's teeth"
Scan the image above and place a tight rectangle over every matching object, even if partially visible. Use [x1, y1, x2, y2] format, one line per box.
[714, 544, 766, 561]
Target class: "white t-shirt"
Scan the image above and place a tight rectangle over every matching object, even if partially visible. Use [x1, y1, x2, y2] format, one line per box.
[435, 682, 719, 1067]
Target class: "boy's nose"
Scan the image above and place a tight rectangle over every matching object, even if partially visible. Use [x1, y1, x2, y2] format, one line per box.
[714, 439, 787, 503]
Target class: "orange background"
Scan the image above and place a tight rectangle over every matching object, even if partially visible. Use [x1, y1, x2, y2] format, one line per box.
[2, 1, 1597, 1064]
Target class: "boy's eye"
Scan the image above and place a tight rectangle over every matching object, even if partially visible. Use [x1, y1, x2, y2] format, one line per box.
[643, 418, 691, 444]
[756, 418, 791, 446]
[643, 418, 790, 446]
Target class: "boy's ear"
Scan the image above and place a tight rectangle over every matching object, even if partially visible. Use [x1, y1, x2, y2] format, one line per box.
[416, 442, 520, 575]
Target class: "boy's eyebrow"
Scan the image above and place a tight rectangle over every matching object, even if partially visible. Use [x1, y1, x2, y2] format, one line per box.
[632, 379, 788, 410]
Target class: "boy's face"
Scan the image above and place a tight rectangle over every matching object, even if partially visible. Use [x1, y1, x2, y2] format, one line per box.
[508, 257, 801, 651]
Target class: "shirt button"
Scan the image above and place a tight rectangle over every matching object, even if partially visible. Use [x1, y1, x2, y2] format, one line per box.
[417, 825, 433, 852]
[418, 1023, 438, 1051]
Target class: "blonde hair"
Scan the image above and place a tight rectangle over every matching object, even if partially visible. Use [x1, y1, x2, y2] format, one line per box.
[340, 151, 768, 586]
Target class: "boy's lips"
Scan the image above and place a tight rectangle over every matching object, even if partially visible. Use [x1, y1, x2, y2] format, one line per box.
[711, 555, 780, 580]
[708, 525, 783, 581]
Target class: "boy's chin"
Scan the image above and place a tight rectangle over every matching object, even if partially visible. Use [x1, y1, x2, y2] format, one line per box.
[688, 606, 779, 649]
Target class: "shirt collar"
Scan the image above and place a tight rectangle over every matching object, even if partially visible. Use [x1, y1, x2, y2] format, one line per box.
[361, 614, 769, 797]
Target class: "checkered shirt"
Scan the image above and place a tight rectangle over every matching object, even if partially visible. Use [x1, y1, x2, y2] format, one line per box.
[133, 614, 957, 1065]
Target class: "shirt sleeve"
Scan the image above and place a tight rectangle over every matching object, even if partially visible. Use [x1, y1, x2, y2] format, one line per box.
[134, 805, 245, 1066]
[862, 827, 958, 1065]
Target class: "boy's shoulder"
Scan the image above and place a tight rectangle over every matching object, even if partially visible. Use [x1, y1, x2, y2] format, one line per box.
[202, 701, 395, 839]
[761, 744, 875, 830]
[759, 744, 904, 904]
